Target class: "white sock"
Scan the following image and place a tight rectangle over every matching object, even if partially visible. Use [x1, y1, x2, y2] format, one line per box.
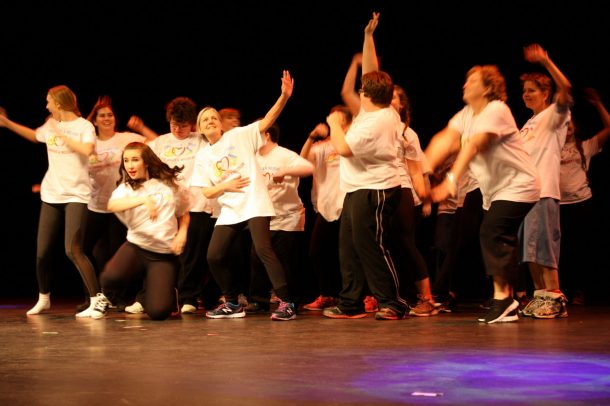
[75, 296, 98, 318]
[27, 293, 51, 315]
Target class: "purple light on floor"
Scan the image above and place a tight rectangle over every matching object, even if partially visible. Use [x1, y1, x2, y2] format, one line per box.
[353, 350, 610, 404]
[0, 304, 23, 309]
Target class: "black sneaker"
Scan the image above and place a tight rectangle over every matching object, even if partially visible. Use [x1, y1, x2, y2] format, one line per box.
[245, 302, 270, 314]
[271, 301, 296, 321]
[478, 298, 519, 324]
[322, 306, 367, 319]
[205, 302, 245, 319]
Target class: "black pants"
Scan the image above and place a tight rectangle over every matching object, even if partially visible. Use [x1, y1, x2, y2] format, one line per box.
[337, 187, 408, 313]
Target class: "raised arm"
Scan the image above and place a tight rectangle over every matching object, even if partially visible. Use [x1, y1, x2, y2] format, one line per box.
[362, 12, 380, 74]
[341, 54, 363, 117]
[524, 43, 572, 109]
[258, 70, 294, 133]
[127, 115, 159, 142]
[327, 110, 353, 157]
[585, 87, 610, 147]
[300, 123, 328, 159]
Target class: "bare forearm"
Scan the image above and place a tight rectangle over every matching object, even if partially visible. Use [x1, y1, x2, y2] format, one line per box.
[259, 94, 289, 133]
[341, 60, 361, 117]
[362, 35, 379, 74]
[424, 127, 460, 172]
[3, 119, 37, 143]
[300, 137, 314, 159]
[329, 124, 352, 157]
[64, 138, 94, 157]
[107, 196, 148, 212]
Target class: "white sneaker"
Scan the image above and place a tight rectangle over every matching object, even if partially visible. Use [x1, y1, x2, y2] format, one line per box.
[75, 296, 98, 318]
[27, 293, 51, 315]
[125, 301, 144, 314]
[90, 293, 110, 320]
[180, 304, 197, 314]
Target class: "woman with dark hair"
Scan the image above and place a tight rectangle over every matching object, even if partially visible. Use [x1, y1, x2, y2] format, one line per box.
[90, 142, 191, 320]
[0, 85, 98, 316]
[74, 96, 155, 315]
[559, 88, 610, 305]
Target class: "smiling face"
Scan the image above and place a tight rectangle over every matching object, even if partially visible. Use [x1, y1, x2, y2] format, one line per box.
[94, 106, 117, 136]
[122, 148, 147, 180]
[522, 81, 548, 113]
[197, 108, 223, 144]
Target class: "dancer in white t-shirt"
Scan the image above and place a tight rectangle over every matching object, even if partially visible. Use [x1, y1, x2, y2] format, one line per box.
[336, 15, 432, 318]
[517, 44, 573, 319]
[72, 96, 153, 316]
[127, 98, 221, 315]
[300, 108, 351, 312]
[191, 70, 297, 321]
[90, 142, 191, 320]
[322, 13, 409, 321]
[559, 88, 610, 305]
[247, 123, 313, 311]
[425, 65, 540, 324]
[0, 85, 98, 316]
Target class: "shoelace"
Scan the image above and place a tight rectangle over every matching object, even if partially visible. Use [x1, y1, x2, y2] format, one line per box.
[93, 297, 108, 313]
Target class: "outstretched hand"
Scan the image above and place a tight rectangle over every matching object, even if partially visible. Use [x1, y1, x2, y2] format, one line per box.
[281, 70, 294, 98]
[364, 12, 380, 36]
[127, 115, 145, 133]
[524, 43, 549, 65]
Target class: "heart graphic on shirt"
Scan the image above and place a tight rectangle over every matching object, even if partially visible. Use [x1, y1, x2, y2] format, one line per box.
[172, 146, 185, 156]
[97, 152, 110, 162]
[149, 192, 164, 206]
[49, 134, 66, 147]
[215, 156, 230, 172]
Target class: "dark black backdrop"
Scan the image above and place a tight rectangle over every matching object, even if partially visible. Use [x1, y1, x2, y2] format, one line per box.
[1, 1, 609, 301]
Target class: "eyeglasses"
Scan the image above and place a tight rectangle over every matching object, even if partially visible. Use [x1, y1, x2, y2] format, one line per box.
[358, 88, 365, 94]
[170, 121, 192, 130]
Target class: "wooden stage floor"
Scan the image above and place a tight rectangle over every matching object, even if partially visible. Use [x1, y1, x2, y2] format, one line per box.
[1, 297, 610, 406]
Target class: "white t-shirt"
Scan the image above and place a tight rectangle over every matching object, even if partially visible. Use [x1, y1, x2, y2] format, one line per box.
[148, 131, 215, 214]
[110, 178, 191, 254]
[397, 125, 422, 190]
[341, 107, 401, 192]
[307, 139, 344, 222]
[191, 122, 275, 225]
[257, 144, 313, 231]
[520, 103, 570, 199]
[560, 136, 601, 204]
[35, 117, 96, 204]
[449, 100, 540, 210]
[88, 132, 145, 213]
